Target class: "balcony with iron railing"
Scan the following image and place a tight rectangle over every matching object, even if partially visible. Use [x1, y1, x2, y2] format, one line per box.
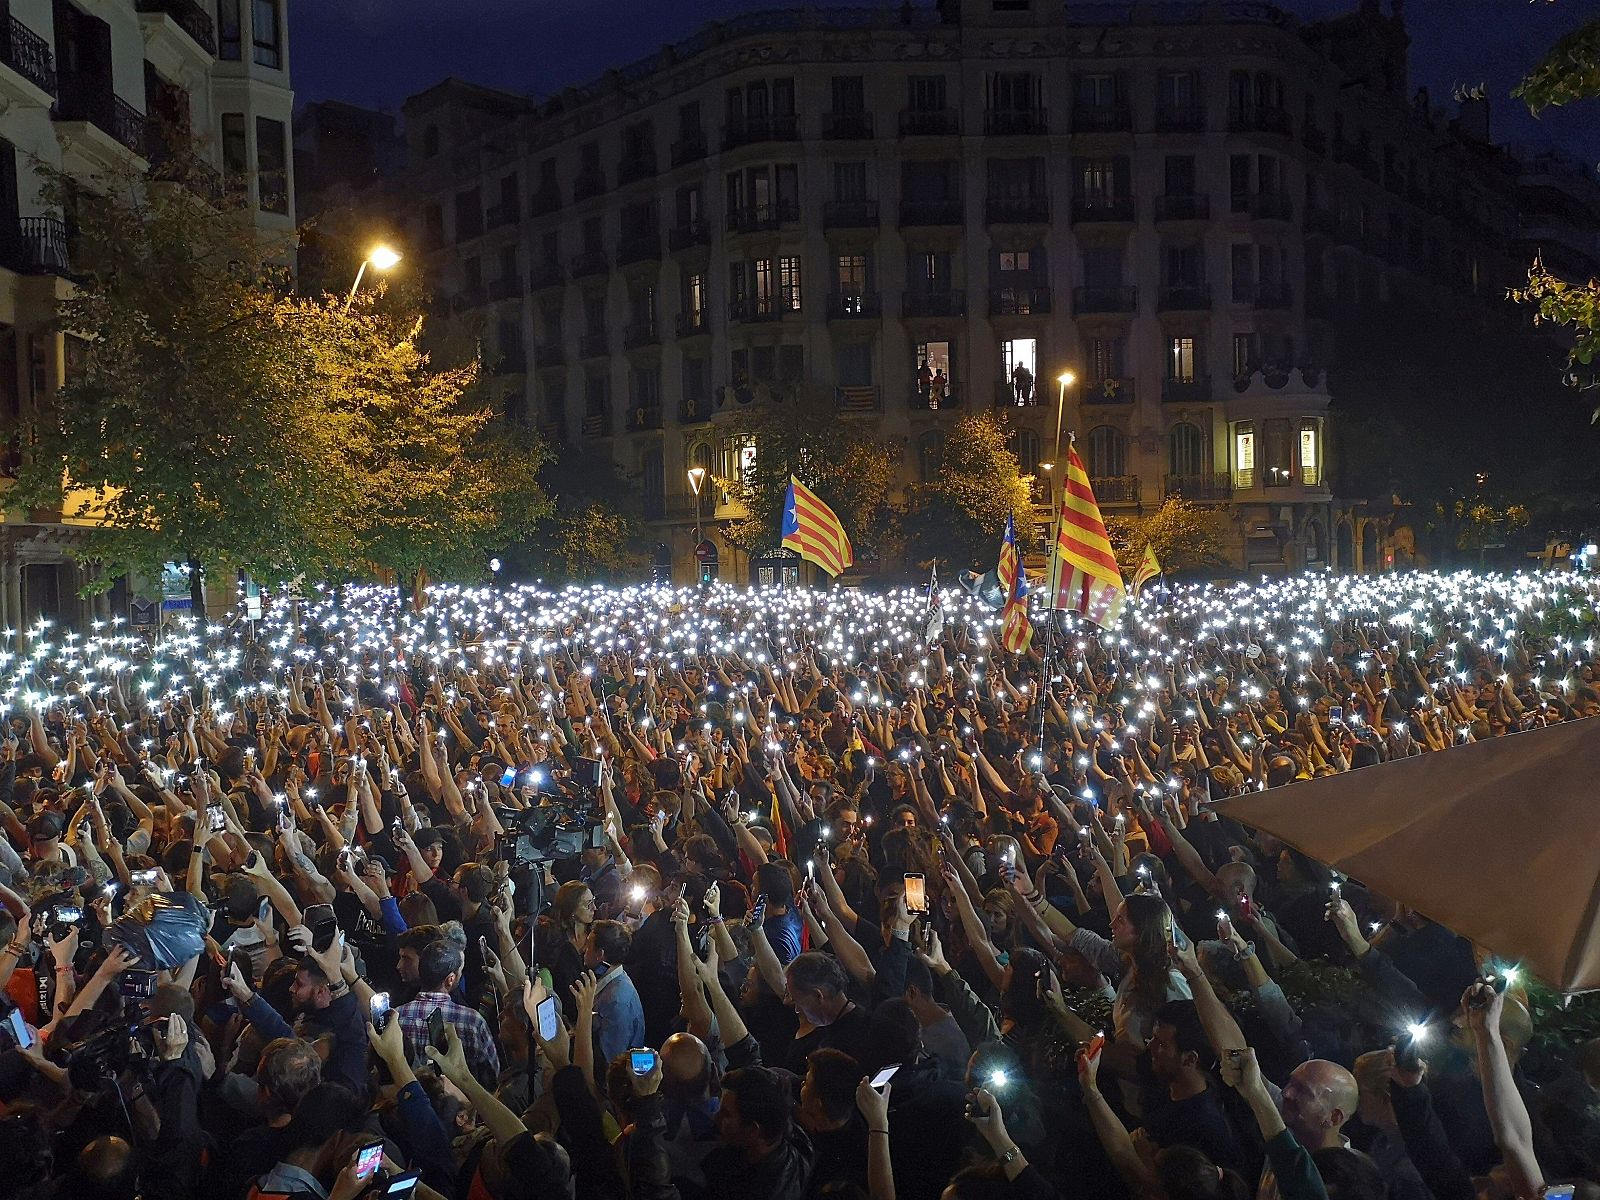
[578, 331, 609, 358]
[722, 112, 799, 151]
[485, 202, 517, 229]
[487, 274, 520, 301]
[617, 151, 657, 185]
[135, 0, 216, 54]
[626, 406, 663, 432]
[823, 199, 878, 229]
[617, 232, 662, 265]
[822, 111, 873, 139]
[529, 261, 565, 290]
[0, 215, 69, 276]
[985, 194, 1049, 225]
[1071, 104, 1131, 134]
[989, 286, 1051, 317]
[529, 186, 561, 217]
[538, 419, 567, 444]
[985, 108, 1048, 136]
[910, 382, 962, 411]
[668, 219, 709, 251]
[1157, 283, 1211, 312]
[675, 310, 709, 338]
[573, 169, 606, 201]
[994, 379, 1047, 409]
[1303, 206, 1338, 236]
[899, 197, 963, 227]
[624, 320, 659, 348]
[58, 84, 147, 157]
[1247, 191, 1294, 221]
[492, 346, 527, 375]
[727, 200, 799, 234]
[729, 296, 780, 324]
[581, 410, 612, 438]
[1071, 196, 1135, 224]
[1155, 104, 1205, 132]
[1083, 377, 1134, 404]
[1073, 285, 1137, 315]
[1, 15, 56, 95]
[570, 250, 609, 279]
[902, 289, 965, 318]
[534, 341, 566, 368]
[1229, 105, 1292, 136]
[679, 396, 713, 424]
[1155, 194, 1210, 222]
[1090, 475, 1141, 504]
[899, 108, 958, 136]
[835, 385, 882, 414]
[1164, 472, 1232, 501]
[670, 133, 707, 166]
[1254, 282, 1293, 310]
[827, 292, 881, 320]
[1161, 376, 1212, 403]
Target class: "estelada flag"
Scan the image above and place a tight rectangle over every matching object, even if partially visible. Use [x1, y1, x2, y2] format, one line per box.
[781, 477, 854, 578]
[1052, 445, 1125, 629]
[997, 513, 1033, 653]
[1131, 544, 1162, 596]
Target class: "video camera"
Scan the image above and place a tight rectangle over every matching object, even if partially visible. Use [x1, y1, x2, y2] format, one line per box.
[497, 799, 605, 866]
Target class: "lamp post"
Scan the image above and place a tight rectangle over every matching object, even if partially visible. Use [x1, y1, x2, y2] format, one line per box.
[1052, 371, 1076, 466]
[687, 467, 707, 582]
[344, 244, 402, 314]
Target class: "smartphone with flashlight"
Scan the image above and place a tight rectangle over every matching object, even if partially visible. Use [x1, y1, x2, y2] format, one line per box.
[903, 872, 928, 914]
[206, 804, 226, 833]
[370, 991, 391, 1033]
[869, 1064, 899, 1090]
[499, 766, 516, 788]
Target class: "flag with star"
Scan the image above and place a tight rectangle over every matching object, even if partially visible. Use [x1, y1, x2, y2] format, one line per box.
[997, 513, 1033, 653]
[781, 476, 854, 579]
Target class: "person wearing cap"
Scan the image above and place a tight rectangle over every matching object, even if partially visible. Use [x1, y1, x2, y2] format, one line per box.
[25, 811, 74, 869]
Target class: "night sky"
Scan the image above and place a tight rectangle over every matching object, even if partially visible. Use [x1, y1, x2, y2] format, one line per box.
[288, 0, 1598, 166]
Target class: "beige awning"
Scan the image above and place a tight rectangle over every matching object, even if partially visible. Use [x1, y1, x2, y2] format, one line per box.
[1216, 716, 1600, 993]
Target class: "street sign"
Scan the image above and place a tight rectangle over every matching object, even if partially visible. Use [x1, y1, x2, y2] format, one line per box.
[130, 598, 156, 629]
[695, 540, 718, 563]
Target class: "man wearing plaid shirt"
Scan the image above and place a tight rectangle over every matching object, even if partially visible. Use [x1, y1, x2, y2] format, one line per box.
[395, 938, 500, 1087]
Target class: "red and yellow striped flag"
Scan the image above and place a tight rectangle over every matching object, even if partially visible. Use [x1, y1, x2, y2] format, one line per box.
[997, 513, 1032, 653]
[1051, 444, 1126, 629]
[781, 476, 854, 579]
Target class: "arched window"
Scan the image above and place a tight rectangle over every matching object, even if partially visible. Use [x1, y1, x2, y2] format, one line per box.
[1008, 428, 1040, 476]
[918, 431, 946, 482]
[1168, 422, 1203, 477]
[1087, 425, 1125, 479]
[642, 445, 664, 519]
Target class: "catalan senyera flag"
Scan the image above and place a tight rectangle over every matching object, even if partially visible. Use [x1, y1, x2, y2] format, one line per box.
[1052, 444, 1126, 629]
[1131, 544, 1162, 596]
[997, 513, 1033, 653]
[781, 476, 854, 579]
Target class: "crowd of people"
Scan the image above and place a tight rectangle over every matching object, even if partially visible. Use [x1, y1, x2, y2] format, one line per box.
[0, 568, 1590, 1200]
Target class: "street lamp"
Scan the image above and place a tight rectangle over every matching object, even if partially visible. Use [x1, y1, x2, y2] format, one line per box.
[687, 467, 707, 580]
[1052, 371, 1076, 466]
[344, 244, 402, 313]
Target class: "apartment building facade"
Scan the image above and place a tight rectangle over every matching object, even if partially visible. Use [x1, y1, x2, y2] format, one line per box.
[0, 0, 293, 625]
[402, 0, 1529, 583]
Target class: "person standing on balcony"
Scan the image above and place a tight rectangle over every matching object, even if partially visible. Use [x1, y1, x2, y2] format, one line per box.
[1012, 361, 1034, 406]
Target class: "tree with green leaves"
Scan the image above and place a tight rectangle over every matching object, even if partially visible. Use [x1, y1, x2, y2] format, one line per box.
[1105, 498, 1230, 574]
[12, 162, 357, 612]
[716, 386, 898, 565]
[1509, 9, 1600, 413]
[289, 296, 552, 591]
[903, 411, 1034, 569]
[514, 441, 648, 583]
